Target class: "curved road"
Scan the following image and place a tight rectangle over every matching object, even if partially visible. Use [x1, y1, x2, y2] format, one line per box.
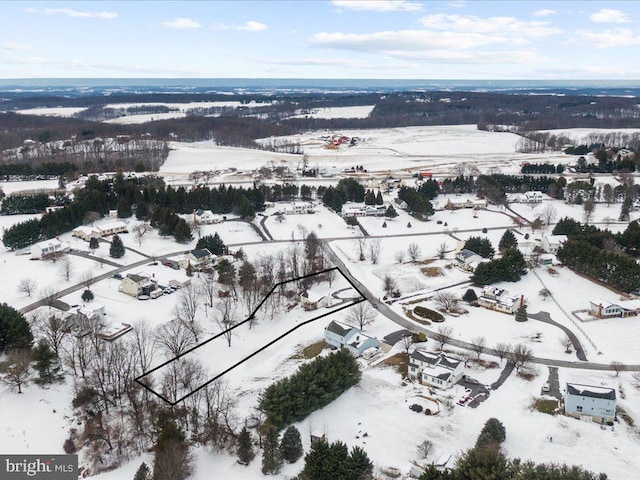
[528, 311, 587, 361]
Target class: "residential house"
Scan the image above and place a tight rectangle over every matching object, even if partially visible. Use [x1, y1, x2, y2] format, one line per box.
[478, 286, 524, 314]
[394, 197, 408, 210]
[541, 234, 568, 255]
[193, 209, 221, 225]
[408, 349, 464, 390]
[564, 383, 616, 424]
[283, 202, 315, 215]
[178, 248, 214, 270]
[72, 225, 102, 241]
[455, 249, 484, 272]
[100, 322, 133, 341]
[119, 274, 156, 298]
[63, 304, 106, 335]
[301, 290, 331, 310]
[589, 299, 639, 318]
[99, 221, 127, 237]
[522, 191, 544, 203]
[364, 205, 386, 217]
[323, 320, 380, 357]
[30, 238, 70, 260]
[446, 198, 487, 210]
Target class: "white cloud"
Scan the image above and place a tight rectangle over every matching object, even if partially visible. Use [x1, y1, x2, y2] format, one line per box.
[214, 21, 267, 32]
[565, 28, 640, 48]
[253, 57, 416, 70]
[448, 1, 466, 8]
[331, 1, 422, 12]
[1, 42, 30, 51]
[25, 7, 117, 19]
[590, 9, 630, 24]
[161, 17, 201, 29]
[420, 13, 561, 37]
[533, 9, 557, 17]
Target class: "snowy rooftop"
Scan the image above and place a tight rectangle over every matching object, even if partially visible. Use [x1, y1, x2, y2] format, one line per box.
[566, 383, 616, 400]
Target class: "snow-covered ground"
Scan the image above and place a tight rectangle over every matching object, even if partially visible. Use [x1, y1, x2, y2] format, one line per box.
[3, 126, 640, 479]
[13, 107, 87, 117]
[287, 105, 375, 119]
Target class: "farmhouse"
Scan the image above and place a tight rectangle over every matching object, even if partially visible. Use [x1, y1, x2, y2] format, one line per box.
[193, 209, 221, 225]
[119, 273, 157, 298]
[30, 238, 70, 260]
[323, 320, 380, 357]
[178, 248, 214, 270]
[478, 286, 524, 314]
[542, 234, 567, 254]
[454, 249, 485, 272]
[564, 383, 616, 424]
[283, 202, 315, 215]
[300, 290, 331, 310]
[408, 349, 464, 390]
[588, 298, 639, 318]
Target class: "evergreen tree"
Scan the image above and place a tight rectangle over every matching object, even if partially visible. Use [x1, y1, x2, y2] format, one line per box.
[133, 462, 150, 480]
[462, 289, 478, 303]
[261, 426, 283, 475]
[32, 339, 59, 384]
[364, 190, 376, 205]
[300, 441, 373, 480]
[196, 233, 226, 255]
[464, 236, 495, 258]
[475, 418, 506, 449]
[81, 289, 94, 302]
[515, 304, 528, 322]
[217, 258, 236, 288]
[345, 216, 359, 227]
[498, 229, 518, 252]
[1, 218, 41, 250]
[173, 218, 193, 243]
[135, 201, 149, 220]
[455, 447, 509, 480]
[89, 237, 99, 250]
[385, 204, 398, 219]
[237, 426, 255, 465]
[347, 445, 374, 480]
[280, 425, 303, 463]
[109, 234, 125, 258]
[375, 190, 383, 205]
[0, 303, 33, 352]
[186, 263, 194, 277]
[153, 419, 192, 480]
[117, 197, 132, 218]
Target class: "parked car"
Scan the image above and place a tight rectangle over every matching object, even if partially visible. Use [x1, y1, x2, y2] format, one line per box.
[163, 288, 173, 294]
[542, 383, 550, 393]
[138, 295, 150, 301]
[112, 273, 123, 280]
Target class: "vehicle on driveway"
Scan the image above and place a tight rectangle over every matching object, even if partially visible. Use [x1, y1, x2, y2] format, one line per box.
[542, 383, 550, 393]
[113, 273, 123, 280]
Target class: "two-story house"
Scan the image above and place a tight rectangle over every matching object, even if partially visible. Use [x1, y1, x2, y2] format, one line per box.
[119, 273, 156, 298]
[478, 286, 524, 314]
[178, 248, 214, 270]
[408, 350, 464, 390]
[324, 320, 380, 357]
[455, 249, 484, 272]
[30, 238, 70, 260]
[564, 383, 616, 424]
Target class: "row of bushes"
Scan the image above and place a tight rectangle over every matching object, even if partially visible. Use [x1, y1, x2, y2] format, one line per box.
[413, 306, 444, 322]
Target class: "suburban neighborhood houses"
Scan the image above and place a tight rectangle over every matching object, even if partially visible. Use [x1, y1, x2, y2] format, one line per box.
[408, 350, 465, 390]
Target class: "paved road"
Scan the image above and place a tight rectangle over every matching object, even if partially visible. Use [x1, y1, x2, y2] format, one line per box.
[68, 249, 123, 268]
[324, 241, 640, 372]
[529, 311, 587, 361]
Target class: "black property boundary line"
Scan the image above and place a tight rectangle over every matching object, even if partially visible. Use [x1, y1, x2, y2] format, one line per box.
[135, 265, 367, 405]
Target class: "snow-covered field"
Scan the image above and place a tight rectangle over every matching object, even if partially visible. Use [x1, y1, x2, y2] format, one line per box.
[14, 107, 87, 117]
[2, 125, 640, 479]
[287, 105, 375, 119]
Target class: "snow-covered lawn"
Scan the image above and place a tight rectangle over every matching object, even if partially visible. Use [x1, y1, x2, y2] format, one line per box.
[286, 105, 375, 119]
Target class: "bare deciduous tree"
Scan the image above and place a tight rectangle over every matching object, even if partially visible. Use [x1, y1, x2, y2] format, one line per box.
[493, 342, 511, 362]
[470, 336, 486, 361]
[437, 242, 448, 259]
[18, 278, 37, 297]
[560, 335, 573, 354]
[417, 439, 433, 459]
[130, 318, 157, 374]
[541, 204, 557, 229]
[154, 320, 197, 358]
[434, 291, 460, 313]
[132, 223, 150, 247]
[346, 302, 376, 331]
[610, 360, 624, 377]
[173, 284, 201, 341]
[216, 295, 238, 347]
[583, 198, 596, 225]
[80, 270, 95, 290]
[58, 256, 74, 282]
[509, 343, 534, 371]
[400, 334, 414, 355]
[433, 325, 453, 350]
[407, 242, 422, 262]
[632, 372, 640, 390]
[382, 274, 397, 298]
[368, 239, 382, 264]
[39, 286, 58, 309]
[394, 250, 405, 264]
[35, 312, 68, 357]
[539, 288, 551, 301]
[353, 237, 367, 262]
[0, 349, 32, 393]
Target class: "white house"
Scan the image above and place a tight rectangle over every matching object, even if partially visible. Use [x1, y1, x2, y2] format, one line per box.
[283, 202, 315, 215]
[99, 221, 127, 237]
[409, 350, 464, 390]
[178, 248, 214, 270]
[588, 299, 639, 318]
[30, 238, 70, 260]
[542, 234, 567, 255]
[193, 209, 221, 225]
[119, 273, 156, 298]
[522, 191, 544, 203]
[564, 383, 616, 424]
[323, 320, 380, 357]
[63, 304, 106, 335]
[454, 249, 485, 272]
[72, 225, 102, 241]
[394, 197, 408, 210]
[478, 286, 524, 314]
[301, 290, 331, 310]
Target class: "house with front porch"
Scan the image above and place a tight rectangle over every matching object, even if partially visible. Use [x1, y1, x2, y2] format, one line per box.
[323, 320, 380, 357]
[589, 298, 639, 318]
[565, 383, 616, 424]
[408, 349, 464, 390]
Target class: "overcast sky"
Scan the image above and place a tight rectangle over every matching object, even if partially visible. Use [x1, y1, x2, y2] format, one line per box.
[2, 1, 640, 79]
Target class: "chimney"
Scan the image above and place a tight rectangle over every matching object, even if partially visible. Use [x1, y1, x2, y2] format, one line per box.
[520, 295, 524, 308]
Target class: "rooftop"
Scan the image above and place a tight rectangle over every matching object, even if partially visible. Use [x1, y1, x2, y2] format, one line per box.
[567, 383, 616, 401]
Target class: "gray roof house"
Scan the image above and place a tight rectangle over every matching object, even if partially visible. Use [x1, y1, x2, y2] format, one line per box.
[409, 350, 464, 390]
[564, 383, 616, 424]
[324, 320, 380, 357]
